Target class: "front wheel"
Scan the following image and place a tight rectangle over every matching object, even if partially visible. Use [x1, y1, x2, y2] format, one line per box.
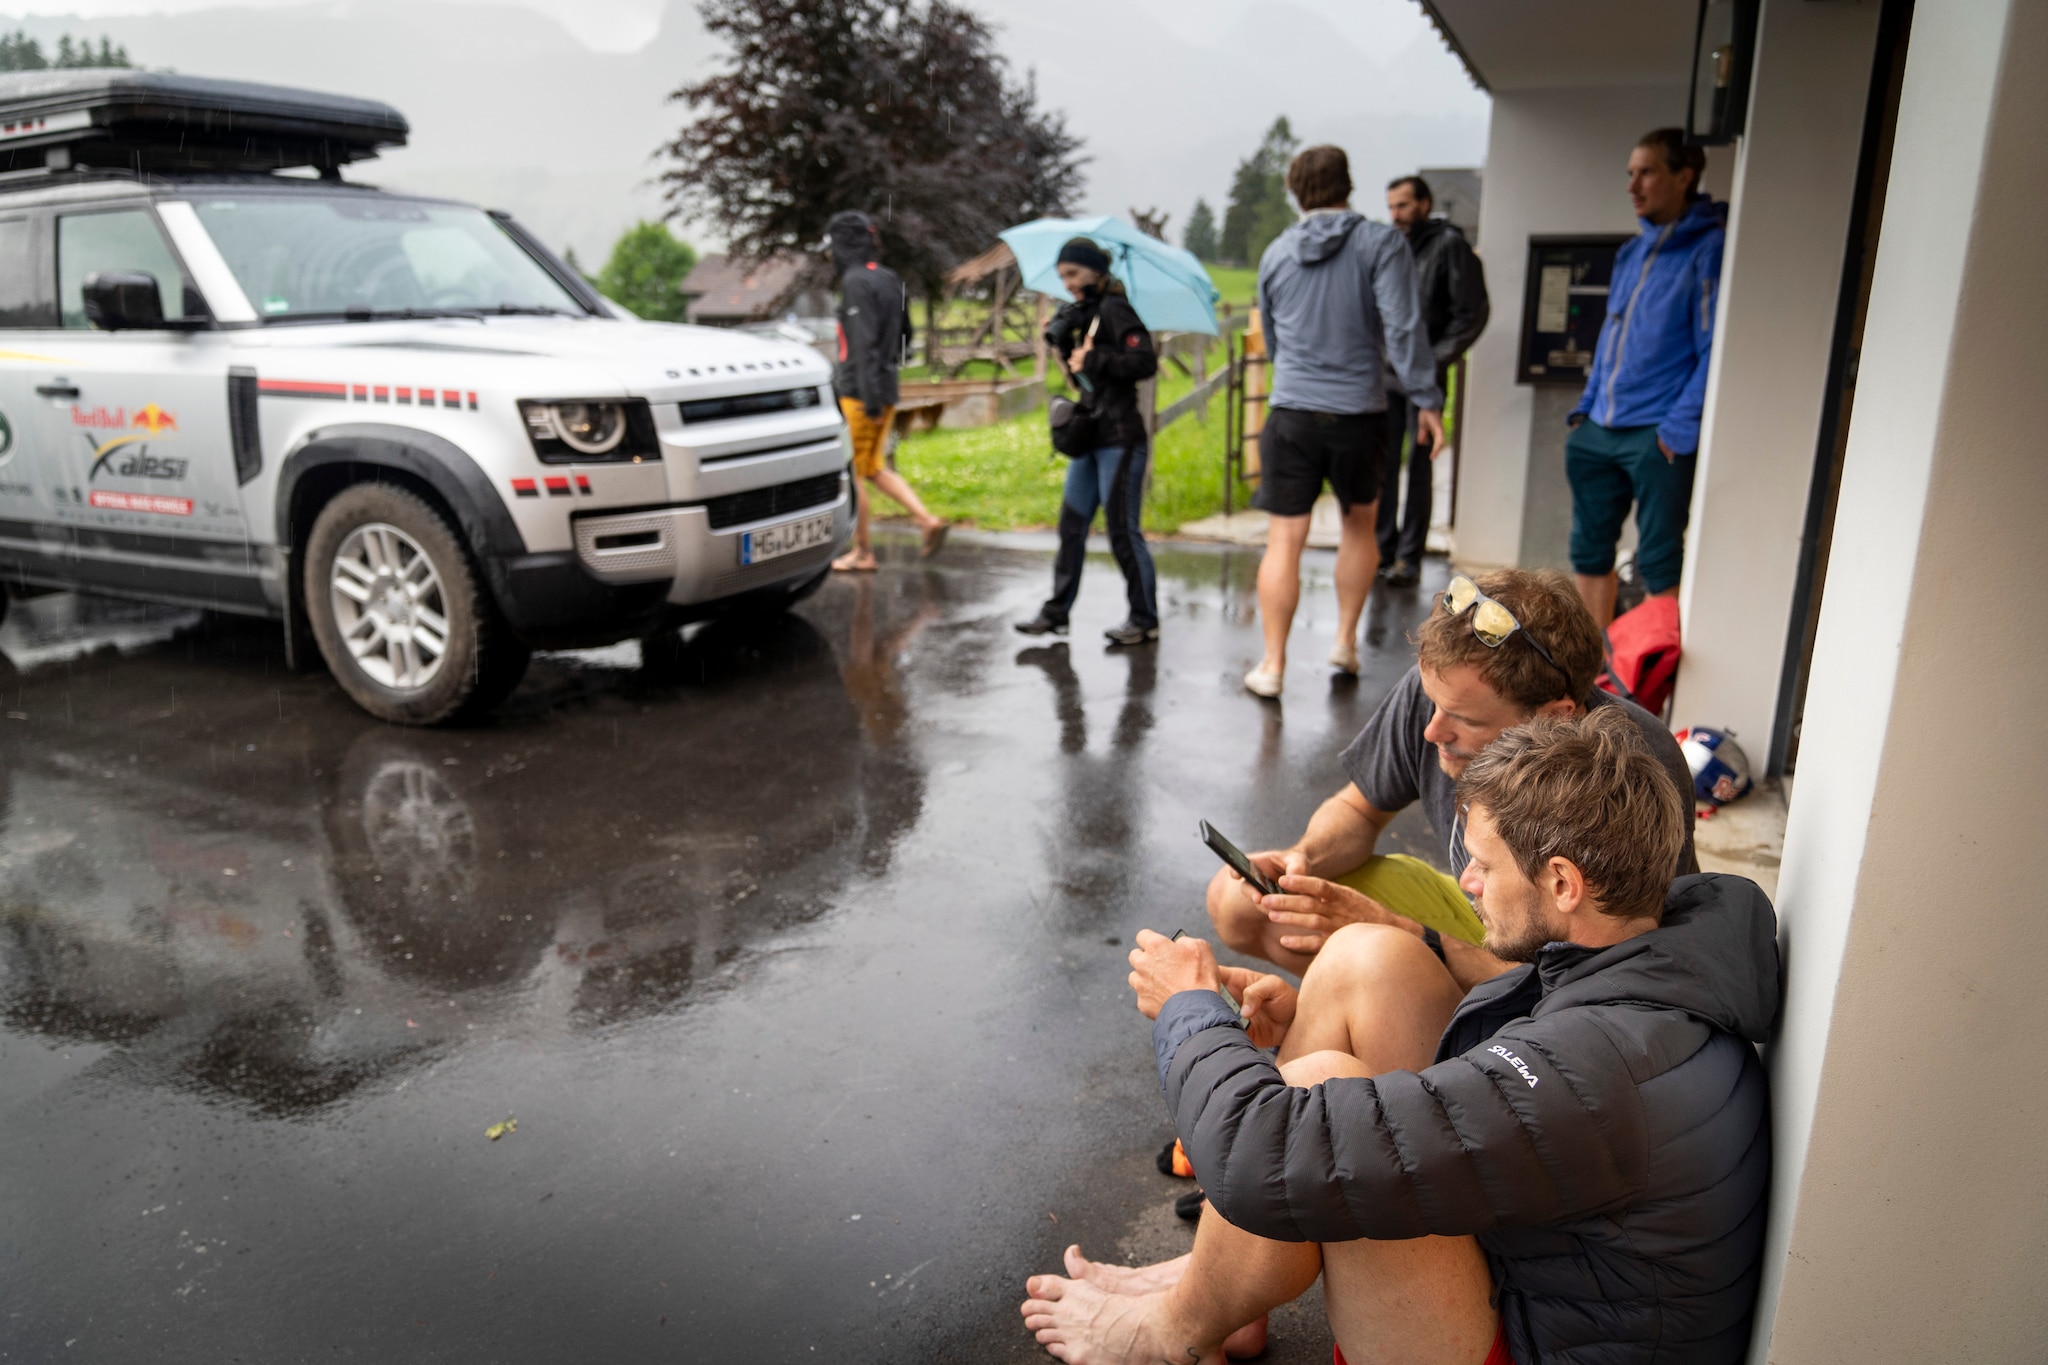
[304, 482, 529, 725]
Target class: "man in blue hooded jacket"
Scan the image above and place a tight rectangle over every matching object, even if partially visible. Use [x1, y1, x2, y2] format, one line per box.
[1568, 129, 1726, 628]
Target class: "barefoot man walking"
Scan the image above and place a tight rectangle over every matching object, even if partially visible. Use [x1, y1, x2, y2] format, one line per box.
[826, 210, 947, 572]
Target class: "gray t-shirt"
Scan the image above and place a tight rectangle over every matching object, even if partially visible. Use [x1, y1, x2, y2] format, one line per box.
[1338, 665, 1699, 878]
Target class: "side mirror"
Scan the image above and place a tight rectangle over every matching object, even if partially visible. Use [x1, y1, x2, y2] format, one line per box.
[83, 270, 165, 331]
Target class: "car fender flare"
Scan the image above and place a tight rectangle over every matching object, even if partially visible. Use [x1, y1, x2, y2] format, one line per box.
[273, 425, 528, 672]
[274, 424, 527, 560]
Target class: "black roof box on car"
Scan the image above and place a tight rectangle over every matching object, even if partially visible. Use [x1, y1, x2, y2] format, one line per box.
[0, 70, 407, 176]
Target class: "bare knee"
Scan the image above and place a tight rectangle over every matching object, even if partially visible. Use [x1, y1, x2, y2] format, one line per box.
[1280, 1049, 1372, 1087]
[1302, 922, 1444, 995]
[1207, 867, 1266, 954]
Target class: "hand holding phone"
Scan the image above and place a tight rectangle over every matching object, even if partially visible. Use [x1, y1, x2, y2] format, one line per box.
[1199, 820, 1279, 898]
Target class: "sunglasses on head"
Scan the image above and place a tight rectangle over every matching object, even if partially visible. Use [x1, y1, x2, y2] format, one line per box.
[1438, 575, 1569, 687]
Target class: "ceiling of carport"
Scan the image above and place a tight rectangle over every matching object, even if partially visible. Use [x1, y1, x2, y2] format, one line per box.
[1414, 0, 1699, 92]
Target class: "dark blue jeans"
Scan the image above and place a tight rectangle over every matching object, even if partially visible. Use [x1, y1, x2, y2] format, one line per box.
[1042, 443, 1158, 629]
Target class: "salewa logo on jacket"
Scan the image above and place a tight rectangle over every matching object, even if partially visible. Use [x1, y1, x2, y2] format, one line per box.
[1488, 1044, 1539, 1088]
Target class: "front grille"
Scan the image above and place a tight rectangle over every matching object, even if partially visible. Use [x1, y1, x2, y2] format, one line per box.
[703, 472, 842, 530]
[681, 386, 822, 425]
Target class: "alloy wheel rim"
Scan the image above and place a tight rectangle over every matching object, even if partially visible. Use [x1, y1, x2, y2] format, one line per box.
[330, 522, 451, 690]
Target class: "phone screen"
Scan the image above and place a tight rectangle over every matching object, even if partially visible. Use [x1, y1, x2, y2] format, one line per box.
[1199, 820, 1279, 898]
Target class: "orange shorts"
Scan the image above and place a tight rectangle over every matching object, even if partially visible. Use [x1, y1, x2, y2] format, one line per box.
[1335, 1323, 1510, 1365]
[839, 397, 895, 479]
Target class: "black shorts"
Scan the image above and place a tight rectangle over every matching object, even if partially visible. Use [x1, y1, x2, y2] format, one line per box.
[1252, 407, 1388, 517]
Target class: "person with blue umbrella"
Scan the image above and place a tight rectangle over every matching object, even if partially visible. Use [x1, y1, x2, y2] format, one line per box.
[1013, 238, 1162, 646]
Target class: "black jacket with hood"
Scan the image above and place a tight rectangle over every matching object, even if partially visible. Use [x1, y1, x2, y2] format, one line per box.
[1153, 874, 1779, 1364]
[831, 226, 910, 415]
[1045, 287, 1157, 450]
[1407, 215, 1491, 370]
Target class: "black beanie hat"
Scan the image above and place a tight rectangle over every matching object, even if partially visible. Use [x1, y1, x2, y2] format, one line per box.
[1056, 237, 1111, 275]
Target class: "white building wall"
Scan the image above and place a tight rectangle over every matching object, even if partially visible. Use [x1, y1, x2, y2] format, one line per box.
[1756, 0, 2048, 1357]
[1671, 0, 1880, 757]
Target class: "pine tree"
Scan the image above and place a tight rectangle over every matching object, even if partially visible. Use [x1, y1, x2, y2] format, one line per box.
[0, 31, 47, 71]
[1219, 116, 1298, 266]
[1182, 198, 1218, 262]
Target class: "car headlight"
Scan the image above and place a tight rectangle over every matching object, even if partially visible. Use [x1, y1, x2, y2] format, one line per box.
[518, 399, 659, 463]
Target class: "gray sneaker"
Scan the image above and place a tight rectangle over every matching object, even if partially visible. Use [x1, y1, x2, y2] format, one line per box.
[1103, 621, 1160, 647]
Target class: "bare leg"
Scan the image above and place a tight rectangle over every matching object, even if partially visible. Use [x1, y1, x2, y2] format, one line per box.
[1206, 864, 1314, 976]
[833, 475, 877, 572]
[1282, 1053, 1498, 1365]
[1020, 927, 1476, 1364]
[1574, 570, 1617, 629]
[869, 466, 943, 531]
[1275, 923, 1468, 1070]
[1332, 499, 1381, 654]
[1255, 513, 1312, 677]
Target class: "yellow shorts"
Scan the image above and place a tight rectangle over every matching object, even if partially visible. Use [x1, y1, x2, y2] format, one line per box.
[840, 397, 896, 479]
[1335, 854, 1488, 945]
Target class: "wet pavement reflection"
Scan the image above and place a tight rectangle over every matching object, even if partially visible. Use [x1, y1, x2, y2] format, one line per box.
[0, 535, 1447, 1362]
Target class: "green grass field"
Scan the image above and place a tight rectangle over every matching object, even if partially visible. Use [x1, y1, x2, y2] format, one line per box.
[874, 341, 1237, 534]
[867, 262, 1262, 534]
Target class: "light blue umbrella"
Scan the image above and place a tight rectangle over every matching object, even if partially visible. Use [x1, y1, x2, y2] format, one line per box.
[999, 215, 1220, 336]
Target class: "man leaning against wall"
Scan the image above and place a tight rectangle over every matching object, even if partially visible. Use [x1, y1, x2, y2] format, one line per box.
[1567, 129, 1726, 628]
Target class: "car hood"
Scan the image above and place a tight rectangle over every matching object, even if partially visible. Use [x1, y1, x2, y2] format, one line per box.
[232, 316, 832, 398]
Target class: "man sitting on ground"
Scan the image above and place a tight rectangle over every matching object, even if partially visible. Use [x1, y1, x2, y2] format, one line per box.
[1208, 566, 1696, 990]
[1022, 710, 1778, 1364]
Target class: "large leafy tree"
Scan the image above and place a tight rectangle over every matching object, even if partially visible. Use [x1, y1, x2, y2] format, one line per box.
[661, 0, 1085, 299]
[596, 220, 699, 322]
[1220, 116, 1298, 267]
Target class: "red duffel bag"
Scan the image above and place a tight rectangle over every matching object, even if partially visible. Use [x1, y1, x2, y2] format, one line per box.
[1596, 596, 1681, 716]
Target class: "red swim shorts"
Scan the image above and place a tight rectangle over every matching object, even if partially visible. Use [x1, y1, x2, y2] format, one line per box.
[1334, 1322, 1512, 1365]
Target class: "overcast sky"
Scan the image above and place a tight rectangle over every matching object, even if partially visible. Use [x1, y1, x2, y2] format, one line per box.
[0, 0, 1490, 261]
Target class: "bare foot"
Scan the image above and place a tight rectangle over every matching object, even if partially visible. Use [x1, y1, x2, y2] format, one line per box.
[1062, 1244, 1191, 1296]
[1019, 1276, 1221, 1365]
[1059, 1248, 1267, 1360]
[832, 551, 877, 573]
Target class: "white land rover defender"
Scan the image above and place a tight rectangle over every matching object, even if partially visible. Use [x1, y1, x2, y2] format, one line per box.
[0, 71, 853, 723]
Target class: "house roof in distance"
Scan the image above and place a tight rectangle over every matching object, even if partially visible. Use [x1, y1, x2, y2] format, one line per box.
[680, 253, 808, 324]
[0, 70, 408, 174]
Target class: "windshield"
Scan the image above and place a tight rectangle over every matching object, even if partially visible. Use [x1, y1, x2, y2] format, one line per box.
[186, 194, 585, 321]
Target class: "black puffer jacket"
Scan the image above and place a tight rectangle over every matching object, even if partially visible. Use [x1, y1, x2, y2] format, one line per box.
[1155, 874, 1779, 1364]
[1408, 216, 1490, 368]
[1045, 289, 1157, 449]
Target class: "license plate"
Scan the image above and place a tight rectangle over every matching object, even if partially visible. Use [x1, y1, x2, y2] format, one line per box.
[740, 510, 835, 565]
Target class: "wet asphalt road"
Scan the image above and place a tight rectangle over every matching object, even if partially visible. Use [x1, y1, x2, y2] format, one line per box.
[0, 533, 1449, 1363]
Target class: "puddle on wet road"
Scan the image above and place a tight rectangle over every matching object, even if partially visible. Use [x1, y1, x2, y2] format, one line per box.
[0, 539, 1446, 1362]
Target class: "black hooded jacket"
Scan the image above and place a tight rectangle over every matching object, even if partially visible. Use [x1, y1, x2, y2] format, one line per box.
[831, 229, 910, 415]
[1045, 288, 1157, 449]
[1154, 874, 1779, 1364]
[1407, 216, 1490, 370]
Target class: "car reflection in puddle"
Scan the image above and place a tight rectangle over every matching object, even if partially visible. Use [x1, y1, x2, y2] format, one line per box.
[0, 595, 922, 1118]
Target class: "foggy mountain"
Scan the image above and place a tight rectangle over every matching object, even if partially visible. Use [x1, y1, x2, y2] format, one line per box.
[0, 0, 1486, 263]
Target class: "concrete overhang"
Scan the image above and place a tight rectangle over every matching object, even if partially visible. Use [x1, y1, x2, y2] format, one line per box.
[1414, 0, 1699, 92]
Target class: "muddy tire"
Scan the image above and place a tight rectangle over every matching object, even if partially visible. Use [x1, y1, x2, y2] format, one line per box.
[304, 482, 529, 725]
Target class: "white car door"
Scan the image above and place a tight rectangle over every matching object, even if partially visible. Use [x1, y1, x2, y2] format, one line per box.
[0, 211, 52, 570]
[37, 203, 258, 609]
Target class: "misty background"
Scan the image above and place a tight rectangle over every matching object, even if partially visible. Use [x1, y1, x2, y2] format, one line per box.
[0, 0, 1489, 264]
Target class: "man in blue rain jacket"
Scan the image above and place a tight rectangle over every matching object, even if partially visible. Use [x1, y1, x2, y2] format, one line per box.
[1568, 128, 1726, 628]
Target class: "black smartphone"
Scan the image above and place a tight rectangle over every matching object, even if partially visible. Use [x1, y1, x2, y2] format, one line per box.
[1199, 820, 1279, 898]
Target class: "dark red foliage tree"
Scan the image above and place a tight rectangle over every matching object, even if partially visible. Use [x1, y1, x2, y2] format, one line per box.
[661, 0, 1086, 298]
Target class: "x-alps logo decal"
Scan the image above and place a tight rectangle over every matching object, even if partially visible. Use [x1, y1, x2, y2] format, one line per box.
[74, 403, 188, 482]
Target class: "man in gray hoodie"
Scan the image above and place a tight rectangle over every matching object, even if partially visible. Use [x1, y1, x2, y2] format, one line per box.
[1244, 145, 1442, 701]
